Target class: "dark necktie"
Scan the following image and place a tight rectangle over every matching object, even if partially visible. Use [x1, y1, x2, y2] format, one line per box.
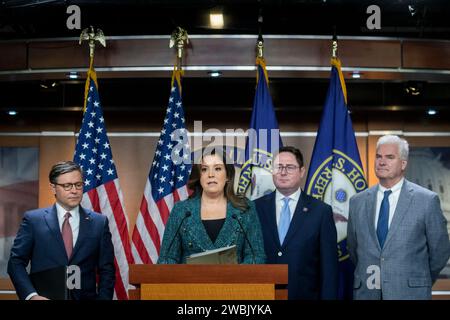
[376, 190, 392, 249]
[62, 212, 73, 258]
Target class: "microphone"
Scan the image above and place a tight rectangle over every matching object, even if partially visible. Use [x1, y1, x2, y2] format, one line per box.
[232, 213, 256, 264]
[165, 211, 191, 261]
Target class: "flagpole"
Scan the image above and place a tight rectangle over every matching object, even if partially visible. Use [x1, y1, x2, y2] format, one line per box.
[332, 26, 338, 59]
[76, 26, 133, 300]
[79, 26, 105, 111]
[306, 29, 367, 299]
[255, 33, 269, 86]
[237, 16, 282, 198]
[169, 27, 189, 91]
[330, 29, 347, 104]
[131, 28, 192, 266]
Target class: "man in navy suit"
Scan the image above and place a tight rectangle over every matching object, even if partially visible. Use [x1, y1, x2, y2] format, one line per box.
[254, 146, 338, 299]
[8, 161, 115, 300]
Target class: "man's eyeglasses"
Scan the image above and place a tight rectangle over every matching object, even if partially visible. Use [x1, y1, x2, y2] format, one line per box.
[274, 165, 299, 174]
[53, 182, 84, 191]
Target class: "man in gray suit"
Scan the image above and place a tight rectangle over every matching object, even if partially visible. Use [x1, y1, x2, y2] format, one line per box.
[348, 135, 450, 300]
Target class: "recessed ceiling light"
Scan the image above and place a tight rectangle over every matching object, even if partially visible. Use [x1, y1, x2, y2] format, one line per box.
[8, 110, 17, 116]
[210, 13, 224, 29]
[351, 71, 361, 79]
[208, 70, 222, 78]
[405, 81, 423, 96]
[427, 109, 437, 115]
[67, 72, 79, 79]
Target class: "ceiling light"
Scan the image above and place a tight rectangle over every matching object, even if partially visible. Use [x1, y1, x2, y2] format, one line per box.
[208, 70, 222, 78]
[405, 86, 420, 96]
[8, 110, 17, 116]
[404, 81, 424, 96]
[67, 72, 79, 79]
[351, 71, 361, 79]
[210, 13, 224, 29]
[427, 109, 437, 115]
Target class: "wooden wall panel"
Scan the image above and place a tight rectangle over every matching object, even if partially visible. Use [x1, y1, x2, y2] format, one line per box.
[109, 136, 157, 232]
[367, 134, 379, 187]
[38, 136, 76, 208]
[25, 38, 403, 71]
[0, 136, 39, 147]
[340, 40, 401, 68]
[3, 118, 449, 235]
[403, 40, 450, 69]
[265, 39, 330, 66]
[0, 43, 27, 71]
[185, 38, 255, 66]
[265, 39, 401, 68]
[29, 41, 89, 69]
[96, 39, 172, 67]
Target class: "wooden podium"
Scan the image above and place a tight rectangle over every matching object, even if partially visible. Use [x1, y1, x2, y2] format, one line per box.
[129, 264, 288, 300]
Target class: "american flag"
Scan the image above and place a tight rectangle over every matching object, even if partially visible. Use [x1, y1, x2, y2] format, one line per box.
[74, 68, 133, 300]
[131, 71, 191, 264]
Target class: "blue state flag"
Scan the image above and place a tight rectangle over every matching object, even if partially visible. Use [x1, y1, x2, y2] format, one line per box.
[238, 57, 282, 199]
[305, 57, 367, 299]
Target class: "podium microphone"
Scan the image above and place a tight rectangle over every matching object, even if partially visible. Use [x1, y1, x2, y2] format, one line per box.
[232, 213, 256, 264]
[166, 211, 191, 258]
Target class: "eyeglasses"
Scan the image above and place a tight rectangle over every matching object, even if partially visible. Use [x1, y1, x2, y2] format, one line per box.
[53, 182, 84, 191]
[274, 165, 299, 174]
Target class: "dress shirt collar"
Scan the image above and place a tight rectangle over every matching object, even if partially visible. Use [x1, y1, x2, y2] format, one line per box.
[378, 177, 404, 194]
[55, 202, 80, 223]
[275, 187, 302, 203]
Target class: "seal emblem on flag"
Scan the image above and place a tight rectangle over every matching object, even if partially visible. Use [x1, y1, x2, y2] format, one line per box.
[307, 149, 367, 244]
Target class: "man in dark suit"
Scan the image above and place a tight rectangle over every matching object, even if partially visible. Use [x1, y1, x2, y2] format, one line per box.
[254, 146, 338, 299]
[8, 161, 115, 300]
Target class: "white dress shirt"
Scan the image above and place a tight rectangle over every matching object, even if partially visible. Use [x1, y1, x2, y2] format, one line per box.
[374, 178, 404, 229]
[275, 188, 301, 226]
[55, 202, 80, 246]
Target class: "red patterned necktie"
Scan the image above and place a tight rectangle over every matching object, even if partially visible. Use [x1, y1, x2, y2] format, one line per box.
[62, 212, 73, 258]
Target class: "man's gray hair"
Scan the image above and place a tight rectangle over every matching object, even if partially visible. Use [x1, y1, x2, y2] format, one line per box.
[376, 135, 409, 160]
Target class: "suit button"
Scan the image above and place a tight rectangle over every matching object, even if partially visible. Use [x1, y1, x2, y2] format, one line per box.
[277, 251, 282, 257]
[188, 242, 193, 247]
[381, 257, 385, 261]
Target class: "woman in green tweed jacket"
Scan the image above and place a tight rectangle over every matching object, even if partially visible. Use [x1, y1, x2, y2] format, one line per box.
[158, 148, 266, 264]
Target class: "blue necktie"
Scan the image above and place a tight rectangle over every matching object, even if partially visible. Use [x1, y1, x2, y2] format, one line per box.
[376, 190, 392, 249]
[278, 197, 291, 244]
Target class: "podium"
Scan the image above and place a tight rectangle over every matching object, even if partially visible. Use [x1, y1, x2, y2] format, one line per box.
[129, 264, 288, 300]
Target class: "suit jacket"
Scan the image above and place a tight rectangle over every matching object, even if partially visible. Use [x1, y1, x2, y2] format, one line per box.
[347, 179, 450, 300]
[8, 205, 115, 300]
[254, 191, 338, 300]
[157, 195, 266, 264]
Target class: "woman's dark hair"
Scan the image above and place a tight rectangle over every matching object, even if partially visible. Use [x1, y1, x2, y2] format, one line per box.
[49, 161, 83, 184]
[188, 147, 249, 212]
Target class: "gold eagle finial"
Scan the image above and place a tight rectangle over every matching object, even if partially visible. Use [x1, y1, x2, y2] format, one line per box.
[169, 27, 189, 60]
[79, 26, 106, 58]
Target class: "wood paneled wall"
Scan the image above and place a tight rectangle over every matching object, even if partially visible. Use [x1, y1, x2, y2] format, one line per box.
[1, 119, 449, 233]
[2, 36, 450, 81]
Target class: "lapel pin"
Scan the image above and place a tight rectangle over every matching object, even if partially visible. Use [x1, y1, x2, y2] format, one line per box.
[303, 207, 309, 213]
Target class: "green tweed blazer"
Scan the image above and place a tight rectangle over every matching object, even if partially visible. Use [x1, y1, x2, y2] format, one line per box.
[157, 195, 266, 264]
